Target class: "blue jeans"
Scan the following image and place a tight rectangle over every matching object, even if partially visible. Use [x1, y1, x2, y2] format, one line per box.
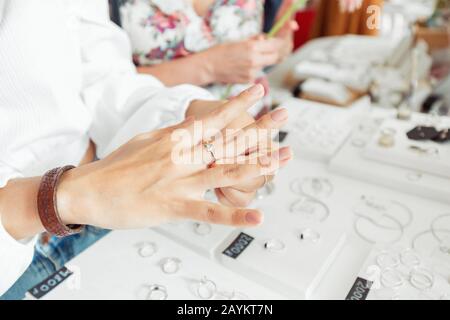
[0, 226, 109, 300]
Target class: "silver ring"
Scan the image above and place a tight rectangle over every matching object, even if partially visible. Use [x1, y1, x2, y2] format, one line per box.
[203, 141, 217, 165]
[381, 268, 404, 289]
[196, 276, 217, 300]
[160, 257, 182, 275]
[409, 268, 434, 290]
[376, 251, 400, 269]
[264, 239, 286, 252]
[146, 284, 168, 300]
[136, 242, 157, 258]
[194, 222, 212, 236]
[298, 228, 321, 243]
[262, 175, 268, 188]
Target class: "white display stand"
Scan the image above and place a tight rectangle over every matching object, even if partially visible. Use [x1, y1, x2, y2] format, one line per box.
[348, 246, 450, 300]
[281, 97, 371, 162]
[329, 111, 450, 205]
[363, 118, 450, 178]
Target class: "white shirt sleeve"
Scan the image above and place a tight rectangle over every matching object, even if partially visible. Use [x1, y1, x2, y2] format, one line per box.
[76, 0, 215, 158]
[0, 167, 37, 296]
[0, 210, 36, 297]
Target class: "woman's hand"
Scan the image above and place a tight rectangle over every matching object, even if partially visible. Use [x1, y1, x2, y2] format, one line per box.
[204, 37, 286, 84]
[271, 0, 300, 60]
[186, 100, 284, 208]
[57, 85, 291, 230]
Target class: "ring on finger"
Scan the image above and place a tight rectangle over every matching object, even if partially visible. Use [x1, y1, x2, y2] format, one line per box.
[203, 140, 217, 166]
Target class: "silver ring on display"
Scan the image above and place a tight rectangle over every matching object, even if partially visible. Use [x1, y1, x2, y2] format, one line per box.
[136, 242, 157, 258]
[409, 268, 434, 291]
[193, 222, 212, 236]
[146, 284, 168, 300]
[353, 214, 404, 244]
[264, 239, 286, 252]
[381, 268, 404, 289]
[196, 276, 217, 300]
[376, 251, 400, 269]
[290, 196, 330, 222]
[399, 249, 421, 267]
[160, 257, 182, 275]
[430, 214, 450, 243]
[203, 141, 217, 165]
[298, 228, 321, 244]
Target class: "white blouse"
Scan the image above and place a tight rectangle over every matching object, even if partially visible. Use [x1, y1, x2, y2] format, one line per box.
[0, 0, 213, 296]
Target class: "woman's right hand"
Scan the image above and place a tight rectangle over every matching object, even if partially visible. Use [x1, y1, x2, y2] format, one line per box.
[204, 37, 286, 84]
[57, 85, 292, 230]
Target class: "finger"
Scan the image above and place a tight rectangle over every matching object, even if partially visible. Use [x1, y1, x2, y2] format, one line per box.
[252, 38, 285, 54]
[178, 200, 263, 227]
[226, 174, 275, 193]
[219, 187, 256, 207]
[250, 51, 280, 68]
[189, 147, 292, 190]
[221, 108, 288, 159]
[197, 84, 265, 143]
[214, 188, 235, 207]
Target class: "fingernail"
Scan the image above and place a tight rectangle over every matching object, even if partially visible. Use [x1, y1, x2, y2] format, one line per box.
[273, 147, 292, 161]
[247, 84, 264, 97]
[270, 108, 288, 122]
[246, 211, 262, 225]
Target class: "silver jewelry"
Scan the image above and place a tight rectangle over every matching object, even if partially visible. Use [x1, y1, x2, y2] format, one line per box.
[354, 196, 413, 229]
[290, 177, 333, 198]
[193, 222, 212, 236]
[256, 181, 275, 200]
[298, 228, 321, 243]
[146, 284, 168, 300]
[290, 195, 330, 222]
[203, 141, 217, 164]
[353, 215, 403, 244]
[136, 242, 157, 258]
[430, 214, 450, 243]
[196, 276, 217, 300]
[378, 128, 396, 148]
[264, 239, 286, 252]
[408, 145, 439, 157]
[400, 249, 421, 267]
[381, 268, 404, 289]
[376, 252, 400, 269]
[160, 257, 182, 275]
[409, 268, 434, 291]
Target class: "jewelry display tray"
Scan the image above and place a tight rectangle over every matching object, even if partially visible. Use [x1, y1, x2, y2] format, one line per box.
[363, 117, 450, 179]
[329, 112, 450, 205]
[347, 246, 450, 300]
[156, 161, 347, 299]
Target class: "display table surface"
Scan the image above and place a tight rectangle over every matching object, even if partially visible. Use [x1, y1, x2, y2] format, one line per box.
[40, 39, 450, 300]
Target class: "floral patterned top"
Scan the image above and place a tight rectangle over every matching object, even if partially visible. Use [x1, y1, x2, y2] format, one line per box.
[120, 0, 264, 65]
[120, 0, 268, 108]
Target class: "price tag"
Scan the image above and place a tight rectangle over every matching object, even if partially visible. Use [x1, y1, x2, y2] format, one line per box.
[345, 277, 373, 300]
[222, 233, 254, 259]
[28, 266, 73, 299]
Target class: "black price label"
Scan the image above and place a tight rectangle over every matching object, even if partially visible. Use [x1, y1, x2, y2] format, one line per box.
[345, 277, 373, 301]
[222, 232, 254, 259]
[28, 266, 73, 299]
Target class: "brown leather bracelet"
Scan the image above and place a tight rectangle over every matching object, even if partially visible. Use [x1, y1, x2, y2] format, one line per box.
[37, 166, 84, 237]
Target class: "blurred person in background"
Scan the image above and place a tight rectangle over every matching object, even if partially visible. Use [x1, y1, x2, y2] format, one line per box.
[115, 0, 298, 115]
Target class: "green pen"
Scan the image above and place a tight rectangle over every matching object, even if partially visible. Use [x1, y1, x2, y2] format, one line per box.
[222, 0, 307, 99]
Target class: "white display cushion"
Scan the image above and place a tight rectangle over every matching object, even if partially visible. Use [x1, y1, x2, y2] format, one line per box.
[363, 117, 450, 179]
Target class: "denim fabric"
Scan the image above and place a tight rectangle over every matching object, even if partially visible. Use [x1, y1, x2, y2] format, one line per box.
[1, 226, 109, 300]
